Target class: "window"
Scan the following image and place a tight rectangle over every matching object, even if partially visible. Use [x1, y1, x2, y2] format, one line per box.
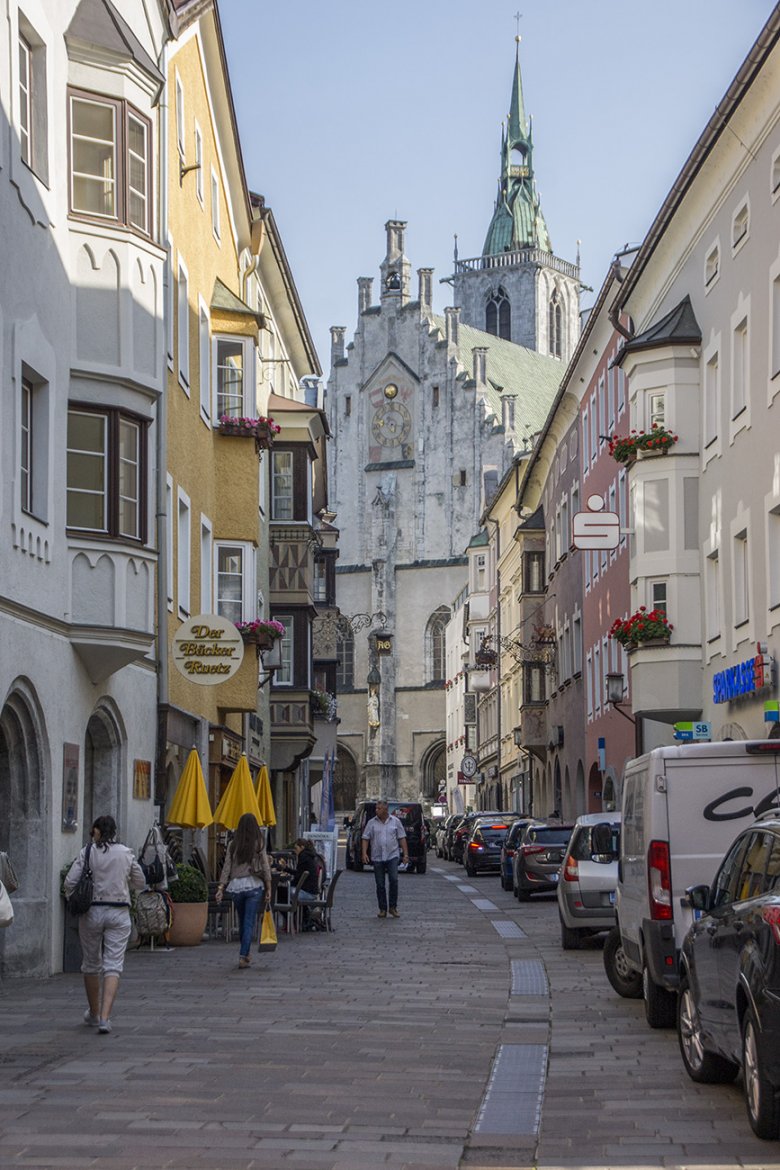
[711, 835, 750, 909]
[345, 396, 351, 417]
[271, 447, 310, 522]
[486, 287, 511, 340]
[704, 351, 719, 446]
[69, 91, 151, 234]
[313, 557, 328, 603]
[426, 607, 450, 684]
[177, 259, 189, 389]
[732, 317, 748, 419]
[773, 148, 780, 197]
[19, 34, 31, 166]
[275, 615, 294, 685]
[772, 274, 780, 380]
[582, 409, 589, 472]
[705, 243, 719, 287]
[200, 517, 212, 613]
[560, 496, 569, 552]
[177, 489, 191, 616]
[194, 123, 203, 204]
[215, 543, 254, 624]
[769, 505, 780, 610]
[211, 168, 220, 240]
[166, 234, 174, 368]
[706, 550, 720, 640]
[734, 528, 749, 626]
[648, 392, 665, 430]
[598, 377, 605, 445]
[475, 553, 487, 591]
[215, 338, 244, 418]
[608, 483, 617, 560]
[618, 470, 627, 547]
[572, 611, 582, 675]
[67, 407, 145, 540]
[199, 302, 210, 420]
[607, 367, 615, 432]
[523, 662, 546, 704]
[617, 366, 626, 414]
[586, 651, 593, 718]
[593, 643, 601, 712]
[590, 395, 598, 463]
[336, 620, 355, 689]
[432, 385, 440, 408]
[459, 469, 467, 486]
[175, 76, 184, 155]
[732, 200, 749, 251]
[20, 377, 33, 514]
[271, 450, 293, 520]
[548, 290, 562, 358]
[651, 580, 667, 615]
[523, 551, 544, 594]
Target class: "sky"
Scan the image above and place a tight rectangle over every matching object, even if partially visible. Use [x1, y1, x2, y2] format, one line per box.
[220, 0, 778, 375]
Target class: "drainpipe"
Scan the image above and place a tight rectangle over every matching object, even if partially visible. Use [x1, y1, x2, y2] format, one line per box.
[607, 249, 640, 341]
[155, 40, 171, 816]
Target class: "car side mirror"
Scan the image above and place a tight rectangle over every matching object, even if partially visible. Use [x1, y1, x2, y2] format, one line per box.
[685, 884, 711, 912]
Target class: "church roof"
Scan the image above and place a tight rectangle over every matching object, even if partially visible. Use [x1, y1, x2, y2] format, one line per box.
[482, 42, 551, 256]
[432, 315, 563, 445]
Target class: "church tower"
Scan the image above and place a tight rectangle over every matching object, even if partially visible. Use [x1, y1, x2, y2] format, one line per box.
[453, 37, 580, 363]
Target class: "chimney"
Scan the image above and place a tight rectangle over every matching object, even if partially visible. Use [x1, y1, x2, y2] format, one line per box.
[330, 326, 346, 364]
[357, 277, 373, 315]
[417, 268, 433, 311]
[444, 306, 461, 346]
[472, 346, 488, 385]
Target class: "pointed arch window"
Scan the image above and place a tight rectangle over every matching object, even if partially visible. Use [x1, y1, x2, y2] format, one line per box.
[336, 619, 354, 690]
[549, 290, 563, 358]
[486, 287, 511, 340]
[425, 606, 451, 684]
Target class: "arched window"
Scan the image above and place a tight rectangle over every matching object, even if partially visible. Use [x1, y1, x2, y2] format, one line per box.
[425, 606, 450, 684]
[486, 287, 511, 340]
[335, 620, 354, 690]
[549, 289, 563, 358]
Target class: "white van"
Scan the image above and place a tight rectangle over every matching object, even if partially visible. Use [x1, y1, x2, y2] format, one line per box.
[611, 740, 780, 1029]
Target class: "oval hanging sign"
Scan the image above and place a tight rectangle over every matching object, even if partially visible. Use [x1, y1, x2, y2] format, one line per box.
[172, 614, 244, 684]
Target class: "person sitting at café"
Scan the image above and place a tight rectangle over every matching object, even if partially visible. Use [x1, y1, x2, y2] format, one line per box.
[291, 838, 324, 928]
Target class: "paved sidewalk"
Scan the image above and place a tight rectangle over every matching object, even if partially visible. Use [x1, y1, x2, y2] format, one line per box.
[1, 857, 778, 1170]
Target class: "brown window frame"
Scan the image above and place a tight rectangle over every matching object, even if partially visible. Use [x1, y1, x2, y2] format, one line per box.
[67, 87, 152, 238]
[66, 403, 148, 543]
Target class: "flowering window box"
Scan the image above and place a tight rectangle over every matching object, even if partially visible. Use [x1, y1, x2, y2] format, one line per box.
[217, 415, 280, 449]
[234, 619, 285, 650]
[609, 608, 673, 649]
[608, 425, 678, 465]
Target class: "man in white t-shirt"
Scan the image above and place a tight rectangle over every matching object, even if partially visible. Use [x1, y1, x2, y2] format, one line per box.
[361, 800, 409, 918]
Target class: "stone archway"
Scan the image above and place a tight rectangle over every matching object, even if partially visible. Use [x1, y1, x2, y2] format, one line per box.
[575, 761, 586, 813]
[83, 701, 126, 843]
[420, 740, 446, 802]
[0, 680, 49, 976]
[333, 745, 359, 814]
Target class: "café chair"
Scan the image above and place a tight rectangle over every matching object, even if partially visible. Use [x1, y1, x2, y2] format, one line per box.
[272, 872, 308, 934]
[301, 868, 342, 933]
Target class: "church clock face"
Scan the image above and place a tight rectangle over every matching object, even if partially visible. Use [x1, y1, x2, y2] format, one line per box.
[372, 401, 412, 448]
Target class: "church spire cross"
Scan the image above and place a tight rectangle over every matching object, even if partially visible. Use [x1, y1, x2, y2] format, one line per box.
[514, 11, 522, 38]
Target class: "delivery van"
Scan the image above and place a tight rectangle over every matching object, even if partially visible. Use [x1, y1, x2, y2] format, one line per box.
[610, 740, 780, 1029]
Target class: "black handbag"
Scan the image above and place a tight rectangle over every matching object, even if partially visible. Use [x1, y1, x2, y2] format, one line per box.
[141, 855, 165, 886]
[68, 843, 94, 916]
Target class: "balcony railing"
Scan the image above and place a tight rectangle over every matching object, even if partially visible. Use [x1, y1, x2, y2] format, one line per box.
[454, 248, 580, 281]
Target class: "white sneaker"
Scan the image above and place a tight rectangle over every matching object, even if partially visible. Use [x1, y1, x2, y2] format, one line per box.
[97, 1019, 112, 1034]
[83, 1009, 99, 1027]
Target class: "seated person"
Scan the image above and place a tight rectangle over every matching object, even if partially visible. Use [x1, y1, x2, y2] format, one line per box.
[291, 838, 324, 928]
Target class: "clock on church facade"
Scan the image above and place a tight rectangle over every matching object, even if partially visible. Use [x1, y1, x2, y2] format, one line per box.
[368, 381, 413, 462]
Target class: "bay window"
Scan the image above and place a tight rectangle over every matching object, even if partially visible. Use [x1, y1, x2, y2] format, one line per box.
[66, 406, 146, 540]
[215, 338, 245, 417]
[215, 542, 255, 624]
[68, 89, 151, 235]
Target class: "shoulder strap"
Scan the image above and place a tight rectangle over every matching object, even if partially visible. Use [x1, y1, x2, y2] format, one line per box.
[83, 841, 93, 875]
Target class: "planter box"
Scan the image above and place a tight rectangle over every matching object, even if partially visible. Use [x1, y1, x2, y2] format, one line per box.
[636, 446, 668, 460]
[217, 420, 274, 450]
[168, 901, 208, 946]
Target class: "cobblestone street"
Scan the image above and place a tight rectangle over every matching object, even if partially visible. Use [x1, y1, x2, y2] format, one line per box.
[1, 856, 777, 1170]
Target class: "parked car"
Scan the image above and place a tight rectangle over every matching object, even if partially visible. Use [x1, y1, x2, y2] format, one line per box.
[344, 800, 428, 874]
[500, 819, 541, 890]
[463, 817, 518, 877]
[435, 814, 456, 858]
[451, 811, 502, 865]
[677, 810, 780, 1140]
[557, 813, 621, 949]
[442, 814, 466, 860]
[513, 822, 573, 899]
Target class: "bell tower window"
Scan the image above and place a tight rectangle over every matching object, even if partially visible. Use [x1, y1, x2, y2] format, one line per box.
[549, 290, 563, 358]
[486, 287, 511, 340]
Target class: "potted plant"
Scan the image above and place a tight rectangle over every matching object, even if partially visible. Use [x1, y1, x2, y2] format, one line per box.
[217, 414, 280, 448]
[608, 425, 679, 465]
[166, 863, 208, 946]
[609, 607, 673, 649]
[234, 618, 286, 649]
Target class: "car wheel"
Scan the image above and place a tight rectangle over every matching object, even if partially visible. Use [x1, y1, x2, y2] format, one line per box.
[743, 1007, 780, 1139]
[603, 927, 642, 999]
[516, 886, 531, 901]
[559, 917, 582, 951]
[465, 863, 476, 878]
[642, 961, 676, 1029]
[677, 976, 738, 1084]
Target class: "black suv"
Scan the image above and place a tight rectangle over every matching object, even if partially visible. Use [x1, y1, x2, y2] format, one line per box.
[345, 801, 428, 874]
[678, 811, 780, 1139]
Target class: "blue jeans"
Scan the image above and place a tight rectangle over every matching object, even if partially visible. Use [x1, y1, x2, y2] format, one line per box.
[231, 886, 264, 957]
[373, 858, 399, 911]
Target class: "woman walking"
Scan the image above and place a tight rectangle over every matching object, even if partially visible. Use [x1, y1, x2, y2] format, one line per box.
[215, 813, 272, 968]
[63, 815, 145, 1034]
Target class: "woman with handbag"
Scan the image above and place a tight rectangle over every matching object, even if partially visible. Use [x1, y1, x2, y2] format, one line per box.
[63, 815, 145, 1033]
[215, 812, 272, 969]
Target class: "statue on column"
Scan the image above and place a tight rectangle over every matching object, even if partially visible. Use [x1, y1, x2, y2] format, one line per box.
[367, 687, 380, 729]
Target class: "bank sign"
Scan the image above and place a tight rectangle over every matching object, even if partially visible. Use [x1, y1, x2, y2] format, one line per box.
[713, 642, 774, 704]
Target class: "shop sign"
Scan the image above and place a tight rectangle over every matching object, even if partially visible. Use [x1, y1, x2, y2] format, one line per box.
[375, 635, 393, 654]
[713, 643, 773, 704]
[172, 614, 244, 684]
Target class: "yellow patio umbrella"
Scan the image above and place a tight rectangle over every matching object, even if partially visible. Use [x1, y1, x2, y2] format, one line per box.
[255, 764, 276, 827]
[167, 747, 214, 829]
[213, 753, 263, 831]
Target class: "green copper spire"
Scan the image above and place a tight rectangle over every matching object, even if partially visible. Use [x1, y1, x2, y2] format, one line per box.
[483, 38, 552, 257]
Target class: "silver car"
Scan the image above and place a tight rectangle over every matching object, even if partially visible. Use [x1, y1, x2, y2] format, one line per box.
[557, 813, 621, 950]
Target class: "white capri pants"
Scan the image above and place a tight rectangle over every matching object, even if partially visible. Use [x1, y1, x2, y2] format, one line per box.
[78, 905, 132, 976]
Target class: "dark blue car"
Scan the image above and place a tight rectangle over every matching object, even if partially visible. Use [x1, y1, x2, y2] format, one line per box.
[499, 819, 541, 890]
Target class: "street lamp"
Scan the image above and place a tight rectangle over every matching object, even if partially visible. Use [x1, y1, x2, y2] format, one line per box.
[606, 671, 635, 724]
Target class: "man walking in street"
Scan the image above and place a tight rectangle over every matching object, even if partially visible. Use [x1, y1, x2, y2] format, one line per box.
[361, 800, 409, 918]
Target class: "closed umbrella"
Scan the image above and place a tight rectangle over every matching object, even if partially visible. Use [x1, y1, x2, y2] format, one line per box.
[214, 753, 263, 830]
[255, 764, 276, 827]
[167, 747, 213, 828]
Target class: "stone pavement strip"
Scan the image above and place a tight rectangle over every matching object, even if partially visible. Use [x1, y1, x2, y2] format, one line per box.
[1, 854, 778, 1170]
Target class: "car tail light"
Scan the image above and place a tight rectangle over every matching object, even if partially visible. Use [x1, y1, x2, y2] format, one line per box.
[762, 905, 780, 944]
[522, 845, 546, 855]
[563, 857, 579, 882]
[469, 842, 483, 852]
[506, 848, 516, 857]
[647, 839, 672, 921]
